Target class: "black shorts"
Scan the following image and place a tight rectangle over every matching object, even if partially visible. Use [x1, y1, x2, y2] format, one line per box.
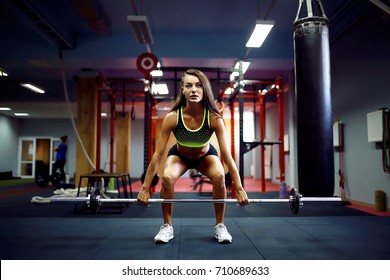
[167, 144, 219, 169]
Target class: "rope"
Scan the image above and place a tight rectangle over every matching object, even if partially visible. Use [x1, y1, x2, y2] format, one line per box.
[31, 187, 88, 204]
[58, 51, 96, 170]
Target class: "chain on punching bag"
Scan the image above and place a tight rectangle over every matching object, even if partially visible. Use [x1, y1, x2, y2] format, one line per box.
[294, 0, 334, 197]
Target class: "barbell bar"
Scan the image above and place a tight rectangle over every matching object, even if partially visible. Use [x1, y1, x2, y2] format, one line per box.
[49, 187, 342, 215]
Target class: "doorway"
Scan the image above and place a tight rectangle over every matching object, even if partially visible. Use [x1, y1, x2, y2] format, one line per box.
[18, 137, 59, 179]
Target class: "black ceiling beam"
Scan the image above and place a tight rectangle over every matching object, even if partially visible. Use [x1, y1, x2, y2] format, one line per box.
[4, 0, 76, 50]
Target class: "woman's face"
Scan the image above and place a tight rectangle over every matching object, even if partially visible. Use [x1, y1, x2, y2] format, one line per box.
[182, 74, 204, 104]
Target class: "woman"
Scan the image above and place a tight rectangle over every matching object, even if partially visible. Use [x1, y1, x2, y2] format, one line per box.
[137, 69, 249, 243]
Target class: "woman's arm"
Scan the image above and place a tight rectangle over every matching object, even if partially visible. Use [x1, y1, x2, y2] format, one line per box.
[211, 115, 249, 205]
[137, 112, 176, 203]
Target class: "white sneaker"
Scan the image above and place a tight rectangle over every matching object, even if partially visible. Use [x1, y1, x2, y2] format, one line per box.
[154, 224, 174, 243]
[214, 223, 232, 243]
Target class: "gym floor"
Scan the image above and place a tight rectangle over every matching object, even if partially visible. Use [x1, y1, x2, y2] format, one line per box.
[1, 179, 390, 260]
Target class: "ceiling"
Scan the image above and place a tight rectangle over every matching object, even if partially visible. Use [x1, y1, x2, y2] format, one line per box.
[0, 0, 377, 119]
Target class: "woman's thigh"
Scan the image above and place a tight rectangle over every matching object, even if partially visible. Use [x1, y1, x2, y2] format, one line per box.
[162, 155, 189, 183]
[196, 155, 225, 183]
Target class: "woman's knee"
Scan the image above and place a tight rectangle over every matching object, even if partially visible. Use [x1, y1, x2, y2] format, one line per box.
[212, 174, 226, 198]
[161, 173, 177, 189]
[160, 175, 175, 198]
[210, 172, 225, 188]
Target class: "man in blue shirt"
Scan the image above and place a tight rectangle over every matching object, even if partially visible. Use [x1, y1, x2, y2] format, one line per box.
[52, 135, 68, 183]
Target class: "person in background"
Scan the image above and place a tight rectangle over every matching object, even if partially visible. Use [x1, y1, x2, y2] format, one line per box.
[137, 69, 249, 244]
[52, 135, 68, 183]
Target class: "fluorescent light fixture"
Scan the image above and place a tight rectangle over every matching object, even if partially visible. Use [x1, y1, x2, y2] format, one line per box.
[230, 72, 237, 81]
[234, 61, 251, 73]
[0, 107, 11, 111]
[151, 62, 163, 76]
[101, 112, 107, 117]
[246, 20, 274, 48]
[20, 83, 45, 94]
[150, 69, 163, 77]
[0, 69, 8, 76]
[230, 61, 251, 80]
[224, 87, 234, 95]
[152, 83, 169, 95]
[127, 15, 154, 44]
[14, 112, 29, 117]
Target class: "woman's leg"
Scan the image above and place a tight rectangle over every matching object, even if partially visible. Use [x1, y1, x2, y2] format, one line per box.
[160, 156, 188, 225]
[197, 156, 226, 225]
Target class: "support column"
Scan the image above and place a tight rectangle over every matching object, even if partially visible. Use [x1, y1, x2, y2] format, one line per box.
[115, 113, 131, 174]
[259, 94, 266, 192]
[229, 101, 236, 198]
[75, 76, 98, 184]
[144, 85, 151, 173]
[238, 61, 244, 187]
[277, 78, 285, 184]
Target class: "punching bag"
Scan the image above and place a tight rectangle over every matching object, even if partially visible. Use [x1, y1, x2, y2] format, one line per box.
[294, 12, 334, 196]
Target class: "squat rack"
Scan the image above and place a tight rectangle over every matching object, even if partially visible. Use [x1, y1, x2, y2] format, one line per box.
[223, 65, 285, 193]
[95, 67, 285, 194]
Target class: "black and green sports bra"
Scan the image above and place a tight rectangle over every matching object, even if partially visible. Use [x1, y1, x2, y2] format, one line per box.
[172, 107, 214, 148]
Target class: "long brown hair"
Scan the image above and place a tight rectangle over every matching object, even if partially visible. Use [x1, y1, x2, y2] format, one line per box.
[170, 69, 221, 117]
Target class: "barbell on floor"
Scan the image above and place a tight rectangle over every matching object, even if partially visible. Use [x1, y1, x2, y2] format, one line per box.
[49, 187, 342, 215]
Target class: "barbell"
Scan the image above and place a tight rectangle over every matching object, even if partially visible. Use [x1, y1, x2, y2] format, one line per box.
[49, 187, 342, 215]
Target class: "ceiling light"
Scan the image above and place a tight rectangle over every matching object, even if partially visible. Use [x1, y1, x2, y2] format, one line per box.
[14, 113, 29, 117]
[0, 107, 11, 111]
[20, 83, 45, 94]
[152, 83, 169, 95]
[230, 61, 251, 80]
[224, 87, 234, 95]
[127, 15, 154, 44]
[0, 69, 8, 76]
[234, 61, 251, 74]
[150, 69, 163, 77]
[246, 20, 274, 48]
[230, 72, 240, 81]
[151, 62, 163, 77]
